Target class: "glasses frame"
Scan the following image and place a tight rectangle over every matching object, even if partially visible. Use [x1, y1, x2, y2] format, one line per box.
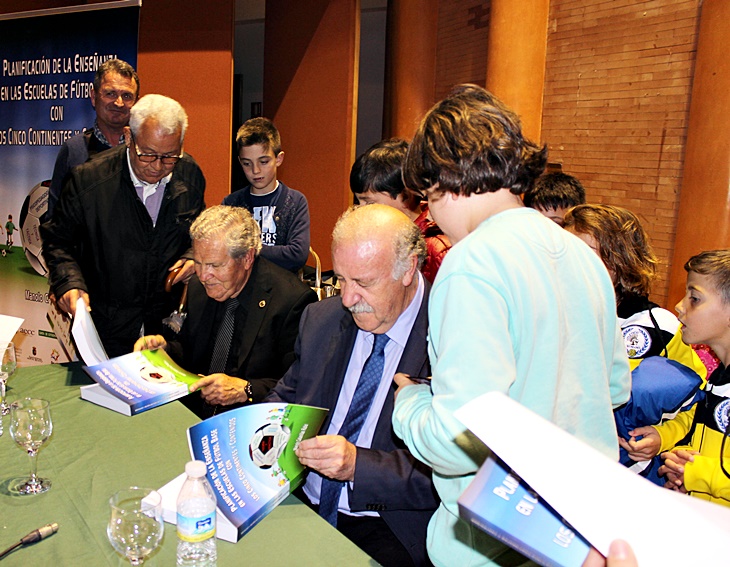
[130, 132, 183, 166]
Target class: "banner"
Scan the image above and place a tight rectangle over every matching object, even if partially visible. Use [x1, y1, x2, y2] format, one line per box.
[0, 2, 139, 366]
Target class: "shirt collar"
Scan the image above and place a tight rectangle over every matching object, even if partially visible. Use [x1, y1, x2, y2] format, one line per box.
[367, 271, 424, 350]
[93, 119, 125, 147]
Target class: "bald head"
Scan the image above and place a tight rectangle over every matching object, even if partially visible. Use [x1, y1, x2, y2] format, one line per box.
[332, 205, 426, 334]
[332, 204, 426, 279]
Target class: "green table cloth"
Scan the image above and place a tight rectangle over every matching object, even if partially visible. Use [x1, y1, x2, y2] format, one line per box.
[0, 362, 375, 566]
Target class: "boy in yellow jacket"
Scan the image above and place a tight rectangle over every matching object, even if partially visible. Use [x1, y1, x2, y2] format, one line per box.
[622, 249, 730, 505]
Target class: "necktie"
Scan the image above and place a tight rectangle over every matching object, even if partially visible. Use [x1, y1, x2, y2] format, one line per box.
[208, 296, 239, 374]
[318, 333, 390, 526]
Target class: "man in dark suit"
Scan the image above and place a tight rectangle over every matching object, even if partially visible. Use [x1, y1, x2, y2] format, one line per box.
[42, 94, 204, 357]
[136, 205, 317, 417]
[266, 204, 438, 567]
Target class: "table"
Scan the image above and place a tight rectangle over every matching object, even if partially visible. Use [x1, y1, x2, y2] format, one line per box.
[0, 363, 376, 566]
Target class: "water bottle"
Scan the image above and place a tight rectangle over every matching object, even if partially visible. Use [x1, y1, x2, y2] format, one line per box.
[176, 460, 217, 566]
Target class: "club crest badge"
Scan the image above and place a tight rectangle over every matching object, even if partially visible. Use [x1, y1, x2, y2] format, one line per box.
[714, 399, 730, 432]
[622, 325, 651, 358]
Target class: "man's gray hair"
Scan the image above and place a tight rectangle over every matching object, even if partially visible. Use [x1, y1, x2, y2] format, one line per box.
[332, 204, 426, 280]
[129, 94, 188, 141]
[190, 205, 262, 259]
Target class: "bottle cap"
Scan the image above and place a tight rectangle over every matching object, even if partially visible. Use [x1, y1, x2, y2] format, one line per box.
[185, 460, 207, 478]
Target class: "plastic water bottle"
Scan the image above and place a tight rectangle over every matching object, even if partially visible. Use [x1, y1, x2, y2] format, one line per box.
[176, 460, 217, 566]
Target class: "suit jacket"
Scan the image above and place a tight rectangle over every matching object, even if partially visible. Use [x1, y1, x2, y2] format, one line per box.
[167, 256, 317, 417]
[266, 287, 438, 566]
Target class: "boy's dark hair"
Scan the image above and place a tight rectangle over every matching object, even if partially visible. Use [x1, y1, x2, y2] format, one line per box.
[684, 250, 730, 305]
[349, 138, 420, 210]
[563, 204, 657, 298]
[236, 117, 282, 155]
[523, 172, 586, 211]
[93, 58, 140, 99]
[403, 84, 547, 197]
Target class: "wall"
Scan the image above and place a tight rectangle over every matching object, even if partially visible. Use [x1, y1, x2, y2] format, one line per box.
[434, 0, 490, 100]
[264, 0, 359, 269]
[541, 0, 701, 306]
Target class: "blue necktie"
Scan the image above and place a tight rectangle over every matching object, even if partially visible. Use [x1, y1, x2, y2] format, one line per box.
[318, 333, 390, 526]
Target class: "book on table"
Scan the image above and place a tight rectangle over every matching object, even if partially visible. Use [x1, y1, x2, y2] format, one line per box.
[73, 297, 198, 415]
[454, 391, 730, 567]
[80, 347, 199, 416]
[157, 402, 329, 542]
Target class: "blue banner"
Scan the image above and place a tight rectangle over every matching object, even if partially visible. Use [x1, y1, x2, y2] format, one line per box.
[0, 3, 139, 366]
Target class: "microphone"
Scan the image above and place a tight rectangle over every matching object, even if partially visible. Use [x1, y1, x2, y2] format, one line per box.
[0, 523, 59, 559]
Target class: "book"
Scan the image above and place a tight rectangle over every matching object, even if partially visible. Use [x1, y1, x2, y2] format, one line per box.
[47, 300, 77, 362]
[454, 391, 730, 567]
[80, 348, 199, 416]
[158, 402, 328, 542]
[71, 297, 108, 365]
[458, 454, 590, 567]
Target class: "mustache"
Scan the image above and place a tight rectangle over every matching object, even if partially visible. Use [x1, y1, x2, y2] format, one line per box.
[348, 301, 374, 314]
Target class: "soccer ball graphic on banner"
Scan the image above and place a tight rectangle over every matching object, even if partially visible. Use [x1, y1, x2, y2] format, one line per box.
[248, 423, 291, 469]
[19, 180, 51, 277]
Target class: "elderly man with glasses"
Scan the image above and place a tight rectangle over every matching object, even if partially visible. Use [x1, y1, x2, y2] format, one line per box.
[41, 94, 205, 357]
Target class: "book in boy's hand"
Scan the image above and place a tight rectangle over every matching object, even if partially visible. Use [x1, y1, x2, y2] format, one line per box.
[458, 454, 590, 567]
[157, 402, 328, 542]
[80, 348, 199, 416]
[455, 391, 730, 567]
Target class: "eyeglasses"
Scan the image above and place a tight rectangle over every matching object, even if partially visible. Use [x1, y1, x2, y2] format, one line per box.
[130, 133, 182, 165]
[99, 89, 136, 105]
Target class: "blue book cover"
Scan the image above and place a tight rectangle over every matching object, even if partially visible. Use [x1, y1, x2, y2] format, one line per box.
[187, 403, 328, 541]
[458, 455, 590, 567]
[81, 348, 199, 415]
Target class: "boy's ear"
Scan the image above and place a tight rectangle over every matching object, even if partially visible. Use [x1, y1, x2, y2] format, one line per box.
[276, 151, 285, 167]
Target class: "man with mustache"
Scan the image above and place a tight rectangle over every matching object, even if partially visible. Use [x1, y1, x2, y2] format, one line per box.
[266, 204, 438, 567]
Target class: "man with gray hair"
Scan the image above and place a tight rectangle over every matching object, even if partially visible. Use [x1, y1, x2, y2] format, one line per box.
[47, 58, 140, 217]
[266, 204, 438, 567]
[135, 205, 317, 417]
[42, 94, 205, 357]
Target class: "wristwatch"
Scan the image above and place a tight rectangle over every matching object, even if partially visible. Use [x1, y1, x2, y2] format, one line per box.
[244, 381, 254, 404]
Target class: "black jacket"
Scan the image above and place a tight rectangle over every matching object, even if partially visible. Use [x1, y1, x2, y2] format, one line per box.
[41, 144, 206, 357]
[168, 257, 317, 417]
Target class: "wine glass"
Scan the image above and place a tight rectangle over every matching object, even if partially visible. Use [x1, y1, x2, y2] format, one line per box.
[107, 487, 164, 565]
[9, 397, 53, 495]
[0, 342, 17, 416]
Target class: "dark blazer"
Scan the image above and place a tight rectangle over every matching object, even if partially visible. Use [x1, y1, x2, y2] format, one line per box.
[266, 286, 438, 567]
[167, 256, 317, 416]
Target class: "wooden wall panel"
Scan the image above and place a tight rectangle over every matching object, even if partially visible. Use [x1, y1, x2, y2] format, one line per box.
[541, 0, 701, 307]
[264, 0, 359, 269]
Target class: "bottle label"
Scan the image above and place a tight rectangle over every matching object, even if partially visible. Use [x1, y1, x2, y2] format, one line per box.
[177, 512, 216, 542]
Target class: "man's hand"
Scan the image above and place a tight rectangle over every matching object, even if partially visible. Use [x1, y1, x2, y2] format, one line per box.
[393, 372, 422, 402]
[133, 335, 167, 352]
[658, 449, 698, 492]
[295, 435, 357, 482]
[57, 288, 90, 317]
[190, 374, 249, 406]
[169, 259, 195, 285]
[617, 426, 661, 461]
[582, 540, 638, 567]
